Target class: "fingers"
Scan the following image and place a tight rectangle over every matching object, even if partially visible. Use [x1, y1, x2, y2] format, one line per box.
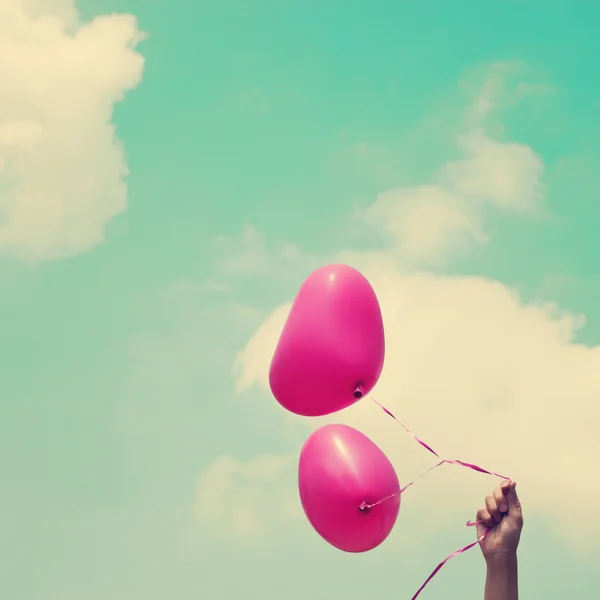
[485, 493, 503, 523]
[477, 481, 523, 533]
[501, 480, 523, 520]
[476, 482, 514, 524]
[494, 485, 507, 514]
[476, 506, 495, 529]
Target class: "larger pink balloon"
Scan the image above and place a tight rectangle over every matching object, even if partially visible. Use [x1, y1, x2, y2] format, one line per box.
[298, 424, 401, 552]
[269, 264, 385, 416]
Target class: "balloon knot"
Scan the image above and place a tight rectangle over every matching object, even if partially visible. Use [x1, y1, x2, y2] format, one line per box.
[358, 501, 371, 513]
[353, 385, 365, 399]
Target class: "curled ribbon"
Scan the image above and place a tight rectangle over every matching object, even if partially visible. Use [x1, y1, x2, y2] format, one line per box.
[368, 397, 511, 599]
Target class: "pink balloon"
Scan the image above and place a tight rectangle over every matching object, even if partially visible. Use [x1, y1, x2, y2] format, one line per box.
[299, 424, 400, 552]
[269, 264, 385, 416]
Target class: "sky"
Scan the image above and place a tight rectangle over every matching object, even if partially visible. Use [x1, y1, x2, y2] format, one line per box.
[1, 1, 599, 599]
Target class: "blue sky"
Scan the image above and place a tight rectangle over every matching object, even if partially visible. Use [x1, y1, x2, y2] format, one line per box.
[1, 1, 599, 599]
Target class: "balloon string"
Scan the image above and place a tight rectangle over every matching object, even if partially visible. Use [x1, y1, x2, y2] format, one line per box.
[409, 525, 489, 600]
[360, 460, 446, 510]
[368, 396, 510, 599]
[370, 397, 510, 480]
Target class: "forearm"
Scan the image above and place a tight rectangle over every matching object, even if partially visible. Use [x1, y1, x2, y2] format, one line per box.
[484, 553, 518, 600]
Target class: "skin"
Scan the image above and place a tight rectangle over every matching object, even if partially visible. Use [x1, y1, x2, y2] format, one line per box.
[476, 480, 523, 600]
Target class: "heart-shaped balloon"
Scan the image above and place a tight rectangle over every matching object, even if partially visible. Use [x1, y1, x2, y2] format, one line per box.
[269, 264, 385, 417]
[298, 424, 400, 552]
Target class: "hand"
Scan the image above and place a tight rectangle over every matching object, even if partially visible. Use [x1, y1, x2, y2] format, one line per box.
[476, 480, 523, 561]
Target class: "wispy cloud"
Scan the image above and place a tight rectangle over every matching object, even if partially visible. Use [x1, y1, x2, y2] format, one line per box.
[196, 454, 301, 539]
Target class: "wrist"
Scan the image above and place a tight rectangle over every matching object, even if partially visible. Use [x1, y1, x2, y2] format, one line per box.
[485, 551, 518, 571]
[484, 552, 518, 600]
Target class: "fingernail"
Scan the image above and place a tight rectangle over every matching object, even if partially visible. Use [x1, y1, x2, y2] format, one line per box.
[499, 503, 507, 512]
[501, 481, 509, 490]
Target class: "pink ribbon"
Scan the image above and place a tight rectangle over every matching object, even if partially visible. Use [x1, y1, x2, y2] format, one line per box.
[368, 397, 510, 599]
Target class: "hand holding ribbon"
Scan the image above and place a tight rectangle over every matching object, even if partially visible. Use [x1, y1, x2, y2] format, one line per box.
[369, 397, 516, 599]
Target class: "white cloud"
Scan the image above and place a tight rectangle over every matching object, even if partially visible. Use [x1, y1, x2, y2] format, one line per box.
[213, 225, 272, 276]
[195, 454, 301, 538]
[463, 61, 554, 126]
[234, 302, 292, 393]
[363, 126, 544, 266]
[18, 0, 77, 24]
[365, 185, 487, 265]
[213, 225, 311, 279]
[441, 128, 545, 211]
[465, 62, 514, 124]
[359, 63, 546, 268]
[209, 225, 325, 302]
[0, 0, 144, 261]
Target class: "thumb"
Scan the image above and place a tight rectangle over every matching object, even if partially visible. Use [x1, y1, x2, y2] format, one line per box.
[501, 480, 522, 517]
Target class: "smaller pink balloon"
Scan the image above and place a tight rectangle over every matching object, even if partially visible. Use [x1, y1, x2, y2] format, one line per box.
[298, 424, 400, 553]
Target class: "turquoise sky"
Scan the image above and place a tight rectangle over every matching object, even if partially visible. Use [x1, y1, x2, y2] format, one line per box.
[2, 1, 599, 599]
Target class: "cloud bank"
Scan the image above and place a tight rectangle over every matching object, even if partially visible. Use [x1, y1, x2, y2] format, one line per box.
[0, 0, 145, 261]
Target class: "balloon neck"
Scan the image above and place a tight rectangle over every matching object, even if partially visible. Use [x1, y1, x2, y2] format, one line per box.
[358, 501, 371, 514]
[353, 385, 365, 399]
